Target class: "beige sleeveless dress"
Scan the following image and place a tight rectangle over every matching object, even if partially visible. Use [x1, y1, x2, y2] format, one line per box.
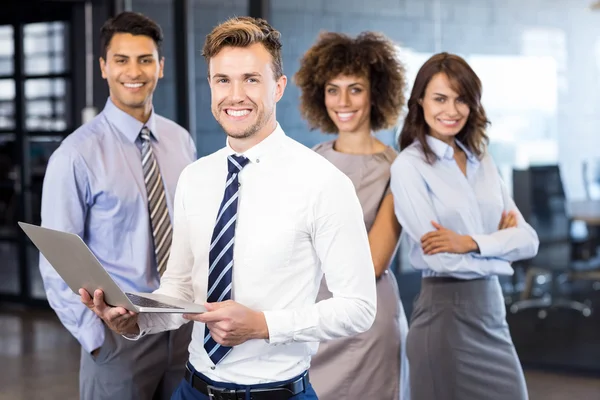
[310, 140, 410, 400]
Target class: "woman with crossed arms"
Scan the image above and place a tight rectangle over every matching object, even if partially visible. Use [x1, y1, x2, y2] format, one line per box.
[391, 52, 539, 400]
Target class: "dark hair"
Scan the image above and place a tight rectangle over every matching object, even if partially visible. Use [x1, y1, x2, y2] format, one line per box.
[100, 12, 164, 59]
[294, 31, 406, 133]
[399, 52, 490, 163]
[202, 16, 283, 80]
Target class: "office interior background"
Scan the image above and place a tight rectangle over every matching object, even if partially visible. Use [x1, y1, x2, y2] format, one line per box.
[2, 0, 600, 398]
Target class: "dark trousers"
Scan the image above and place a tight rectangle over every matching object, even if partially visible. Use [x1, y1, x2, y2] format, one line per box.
[171, 363, 319, 400]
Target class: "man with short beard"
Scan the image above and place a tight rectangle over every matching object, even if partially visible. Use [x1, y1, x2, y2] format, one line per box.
[39, 12, 195, 400]
[81, 17, 376, 400]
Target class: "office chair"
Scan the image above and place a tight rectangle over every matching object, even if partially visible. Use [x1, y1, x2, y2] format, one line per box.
[509, 165, 593, 318]
[582, 159, 600, 200]
[574, 159, 600, 290]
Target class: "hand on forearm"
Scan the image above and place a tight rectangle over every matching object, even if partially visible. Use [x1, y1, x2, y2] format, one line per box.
[498, 210, 517, 230]
[421, 221, 478, 255]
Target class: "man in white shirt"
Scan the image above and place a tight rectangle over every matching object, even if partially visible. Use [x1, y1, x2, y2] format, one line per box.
[80, 16, 376, 400]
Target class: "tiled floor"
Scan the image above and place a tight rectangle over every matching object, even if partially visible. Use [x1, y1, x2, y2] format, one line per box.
[1, 306, 600, 400]
[525, 370, 600, 400]
[0, 307, 80, 399]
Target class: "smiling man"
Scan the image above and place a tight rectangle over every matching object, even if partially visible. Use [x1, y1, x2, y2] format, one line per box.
[81, 16, 377, 400]
[38, 11, 196, 400]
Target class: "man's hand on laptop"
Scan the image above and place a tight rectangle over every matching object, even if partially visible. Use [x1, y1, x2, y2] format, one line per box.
[79, 289, 140, 336]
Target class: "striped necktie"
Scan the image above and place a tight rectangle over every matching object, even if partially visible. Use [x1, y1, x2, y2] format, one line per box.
[204, 154, 249, 364]
[140, 127, 172, 277]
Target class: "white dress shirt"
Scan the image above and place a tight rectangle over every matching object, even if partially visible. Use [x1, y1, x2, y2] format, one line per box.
[134, 123, 377, 384]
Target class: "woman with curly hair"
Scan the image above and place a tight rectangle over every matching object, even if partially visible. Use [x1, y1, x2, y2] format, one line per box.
[294, 31, 410, 400]
[391, 53, 539, 400]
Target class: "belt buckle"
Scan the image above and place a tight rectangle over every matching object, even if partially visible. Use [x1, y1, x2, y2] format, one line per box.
[206, 385, 238, 400]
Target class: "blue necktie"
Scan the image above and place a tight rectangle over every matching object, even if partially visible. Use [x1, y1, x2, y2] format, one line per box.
[204, 154, 249, 364]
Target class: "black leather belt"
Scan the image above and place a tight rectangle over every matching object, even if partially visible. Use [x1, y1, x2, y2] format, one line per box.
[184, 364, 308, 400]
[424, 276, 487, 284]
[424, 276, 465, 283]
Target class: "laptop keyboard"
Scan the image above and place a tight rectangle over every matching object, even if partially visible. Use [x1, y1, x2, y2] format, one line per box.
[126, 293, 183, 309]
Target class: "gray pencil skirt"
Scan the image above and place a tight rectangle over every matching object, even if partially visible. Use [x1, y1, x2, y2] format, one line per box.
[407, 275, 528, 400]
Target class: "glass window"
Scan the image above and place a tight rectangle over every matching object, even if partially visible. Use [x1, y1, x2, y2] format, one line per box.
[0, 25, 14, 76]
[0, 242, 19, 295]
[24, 22, 69, 75]
[25, 78, 69, 131]
[0, 79, 15, 130]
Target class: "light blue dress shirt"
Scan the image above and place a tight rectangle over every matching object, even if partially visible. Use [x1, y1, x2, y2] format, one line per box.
[390, 135, 539, 280]
[38, 98, 197, 353]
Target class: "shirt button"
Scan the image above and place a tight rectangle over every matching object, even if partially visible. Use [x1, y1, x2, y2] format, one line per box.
[256, 159, 260, 163]
[237, 182, 241, 187]
[210, 366, 215, 370]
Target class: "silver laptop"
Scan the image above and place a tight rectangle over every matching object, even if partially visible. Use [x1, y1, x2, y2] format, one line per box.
[19, 222, 205, 314]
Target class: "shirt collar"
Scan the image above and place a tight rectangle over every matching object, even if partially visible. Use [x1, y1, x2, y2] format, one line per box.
[425, 134, 477, 163]
[103, 97, 158, 143]
[225, 122, 285, 164]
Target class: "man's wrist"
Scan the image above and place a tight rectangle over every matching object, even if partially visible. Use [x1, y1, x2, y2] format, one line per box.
[117, 319, 141, 336]
[121, 323, 144, 341]
[126, 323, 141, 336]
[253, 311, 269, 340]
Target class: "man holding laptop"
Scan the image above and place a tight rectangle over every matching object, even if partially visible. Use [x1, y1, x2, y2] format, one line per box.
[80, 16, 377, 400]
[37, 12, 196, 400]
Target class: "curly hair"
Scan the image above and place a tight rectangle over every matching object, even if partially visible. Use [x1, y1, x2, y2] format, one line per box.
[294, 31, 406, 133]
[202, 16, 283, 80]
[399, 52, 490, 163]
